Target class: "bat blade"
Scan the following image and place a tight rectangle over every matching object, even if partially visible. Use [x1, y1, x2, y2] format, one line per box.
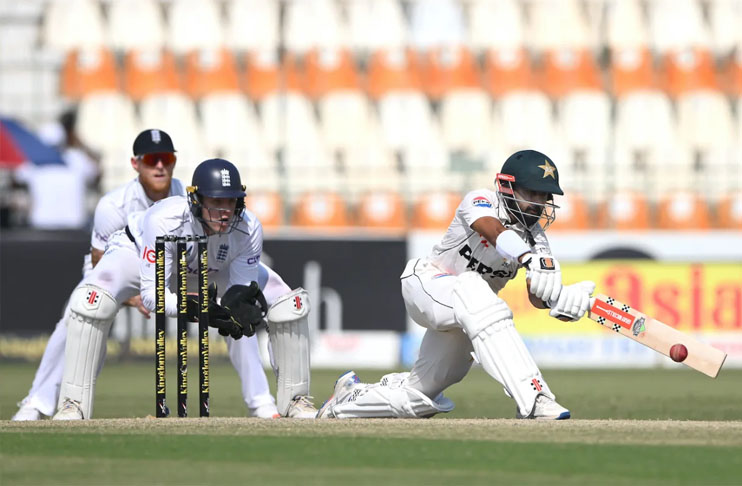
[588, 294, 727, 378]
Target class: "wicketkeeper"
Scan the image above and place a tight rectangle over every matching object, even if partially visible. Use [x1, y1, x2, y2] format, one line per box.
[54, 158, 315, 420]
[317, 150, 595, 420]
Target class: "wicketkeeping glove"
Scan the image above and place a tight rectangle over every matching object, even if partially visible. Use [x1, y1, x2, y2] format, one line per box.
[220, 282, 268, 338]
[185, 283, 246, 339]
[522, 253, 562, 303]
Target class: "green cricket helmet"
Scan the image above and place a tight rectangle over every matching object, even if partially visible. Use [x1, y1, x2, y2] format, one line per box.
[496, 150, 562, 229]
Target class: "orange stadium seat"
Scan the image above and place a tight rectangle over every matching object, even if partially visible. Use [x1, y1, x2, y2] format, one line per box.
[595, 191, 651, 231]
[483, 47, 536, 97]
[61, 48, 118, 98]
[291, 192, 350, 228]
[366, 48, 423, 99]
[411, 192, 460, 230]
[661, 48, 718, 97]
[548, 192, 591, 231]
[610, 47, 658, 97]
[245, 192, 284, 229]
[419, 46, 481, 100]
[184, 48, 240, 98]
[243, 50, 304, 101]
[356, 191, 408, 230]
[540, 48, 602, 98]
[723, 53, 742, 97]
[304, 48, 361, 99]
[123, 49, 181, 101]
[657, 192, 711, 230]
[716, 192, 742, 229]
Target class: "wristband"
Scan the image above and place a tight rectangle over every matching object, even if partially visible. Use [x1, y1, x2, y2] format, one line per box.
[495, 229, 531, 262]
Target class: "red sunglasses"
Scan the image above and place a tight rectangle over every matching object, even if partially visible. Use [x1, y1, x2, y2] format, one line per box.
[138, 152, 176, 166]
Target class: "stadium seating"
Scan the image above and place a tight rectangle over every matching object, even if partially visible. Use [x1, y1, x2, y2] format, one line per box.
[108, 0, 165, 51]
[8, 0, 742, 232]
[356, 191, 408, 230]
[43, 0, 105, 52]
[183, 48, 241, 98]
[548, 192, 591, 231]
[717, 191, 742, 229]
[123, 49, 181, 101]
[225, 0, 279, 52]
[596, 191, 652, 231]
[291, 191, 351, 228]
[60, 48, 118, 98]
[657, 191, 712, 230]
[411, 191, 461, 229]
[245, 191, 284, 229]
[166, 0, 223, 54]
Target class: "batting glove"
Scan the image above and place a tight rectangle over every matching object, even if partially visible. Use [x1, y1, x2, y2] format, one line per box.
[522, 253, 562, 303]
[549, 281, 596, 321]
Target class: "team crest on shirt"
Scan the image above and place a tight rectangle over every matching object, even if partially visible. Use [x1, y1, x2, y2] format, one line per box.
[471, 196, 492, 208]
[216, 244, 229, 262]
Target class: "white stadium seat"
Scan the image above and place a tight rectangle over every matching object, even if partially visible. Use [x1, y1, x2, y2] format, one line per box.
[199, 92, 264, 155]
[467, 0, 524, 52]
[648, 0, 711, 53]
[166, 0, 223, 54]
[108, 0, 165, 52]
[43, 0, 105, 51]
[259, 92, 322, 152]
[77, 92, 139, 154]
[528, 0, 590, 51]
[139, 92, 207, 179]
[409, 0, 466, 51]
[439, 89, 493, 156]
[318, 91, 374, 153]
[348, 0, 407, 53]
[225, 0, 279, 52]
[605, 0, 649, 51]
[378, 92, 439, 152]
[283, 0, 348, 54]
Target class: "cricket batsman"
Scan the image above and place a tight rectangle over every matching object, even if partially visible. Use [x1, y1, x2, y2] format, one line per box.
[317, 150, 595, 420]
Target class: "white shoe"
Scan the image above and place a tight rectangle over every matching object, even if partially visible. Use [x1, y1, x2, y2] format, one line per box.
[516, 394, 570, 420]
[250, 403, 280, 419]
[285, 396, 317, 419]
[316, 370, 362, 419]
[12, 400, 42, 421]
[52, 399, 84, 420]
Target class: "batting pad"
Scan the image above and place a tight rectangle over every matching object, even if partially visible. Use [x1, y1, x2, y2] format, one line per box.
[267, 288, 311, 416]
[453, 272, 554, 417]
[57, 285, 117, 419]
[331, 373, 455, 418]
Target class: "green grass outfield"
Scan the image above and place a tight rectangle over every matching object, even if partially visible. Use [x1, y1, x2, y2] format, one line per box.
[2, 362, 741, 485]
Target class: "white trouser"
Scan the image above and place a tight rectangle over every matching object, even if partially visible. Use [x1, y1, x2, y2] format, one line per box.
[400, 259, 476, 399]
[400, 258, 550, 410]
[23, 234, 285, 415]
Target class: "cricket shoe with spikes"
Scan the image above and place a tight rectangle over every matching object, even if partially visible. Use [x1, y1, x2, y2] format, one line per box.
[516, 394, 570, 420]
[52, 399, 84, 420]
[316, 370, 362, 418]
[12, 399, 43, 421]
[285, 396, 318, 419]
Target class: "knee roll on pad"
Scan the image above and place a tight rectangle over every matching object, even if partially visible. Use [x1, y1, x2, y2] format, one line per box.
[452, 272, 513, 339]
[267, 288, 311, 416]
[69, 285, 118, 324]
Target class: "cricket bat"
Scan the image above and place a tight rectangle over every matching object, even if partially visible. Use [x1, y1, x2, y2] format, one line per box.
[587, 294, 727, 378]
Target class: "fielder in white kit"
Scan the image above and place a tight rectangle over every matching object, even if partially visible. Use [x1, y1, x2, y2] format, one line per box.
[54, 158, 315, 420]
[317, 150, 595, 420]
[13, 129, 278, 420]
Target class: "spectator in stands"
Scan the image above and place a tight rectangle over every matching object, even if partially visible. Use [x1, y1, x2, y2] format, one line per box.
[13, 109, 100, 229]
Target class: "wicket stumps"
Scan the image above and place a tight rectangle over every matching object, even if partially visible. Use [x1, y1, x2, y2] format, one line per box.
[155, 235, 210, 418]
